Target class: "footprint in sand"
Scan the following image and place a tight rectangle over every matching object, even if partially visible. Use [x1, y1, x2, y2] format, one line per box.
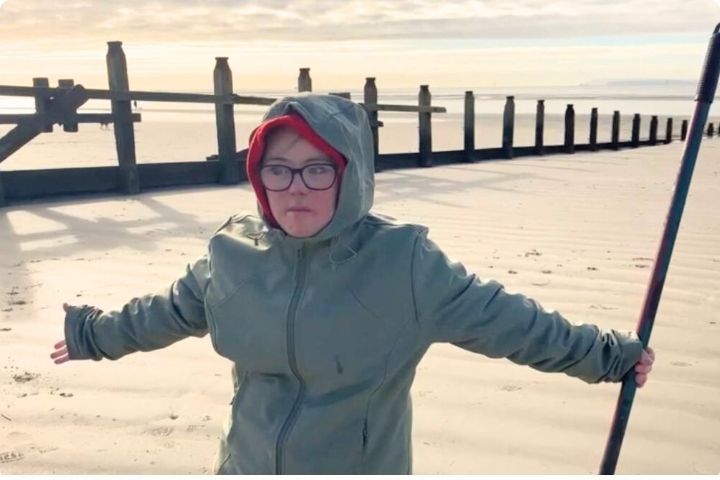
[12, 372, 39, 383]
[541, 269, 553, 274]
[671, 361, 693, 367]
[146, 426, 174, 437]
[500, 385, 522, 392]
[0, 450, 24, 464]
[186, 424, 206, 433]
[507, 270, 518, 275]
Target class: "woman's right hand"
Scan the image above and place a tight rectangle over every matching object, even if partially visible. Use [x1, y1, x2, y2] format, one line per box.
[50, 303, 71, 365]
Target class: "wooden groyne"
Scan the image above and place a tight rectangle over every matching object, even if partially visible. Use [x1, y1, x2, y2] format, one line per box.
[0, 41, 710, 206]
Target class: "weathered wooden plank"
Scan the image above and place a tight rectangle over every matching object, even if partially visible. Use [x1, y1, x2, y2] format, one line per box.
[214, 57, 240, 185]
[681, 120, 688, 141]
[0, 113, 140, 124]
[363, 78, 380, 171]
[535, 100, 545, 155]
[564, 104, 575, 154]
[611, 111, 621, 150]
[106, 41, 139, 194]
[298, 68, 312, 92]
[632, 114, 641, 148]
[665, 118, 673, 144]
[360, 103, 445, 113]
[32, 78, 53, 133]
[649, 115, 658, 145]
[463, 91, 475, 162]
[589, 107, 598, 151]
[418, 85, 432, 167]
[0, 85, 89, 163]
[58, 79, 79, 132]
[0, 85, 276, 106]
[502, 96, 515, 159]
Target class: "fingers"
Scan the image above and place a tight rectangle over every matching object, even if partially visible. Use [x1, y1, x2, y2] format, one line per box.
[634, 347, 656, 388]
[51, 341, 69, 364]
[53, 354, 70, 365]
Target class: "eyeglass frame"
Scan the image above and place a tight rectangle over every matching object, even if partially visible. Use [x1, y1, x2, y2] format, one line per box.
[259, 162, 339, 192]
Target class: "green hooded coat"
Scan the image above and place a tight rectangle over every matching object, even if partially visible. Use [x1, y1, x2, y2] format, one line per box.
[65, 93, 643, 474]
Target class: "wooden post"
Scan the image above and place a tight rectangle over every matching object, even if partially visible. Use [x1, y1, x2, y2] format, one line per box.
[708, 122, 715, 137]
[58, 79, 79, 132]
[213, 57, 240, 185]
[418, 85, 432, 167]
[464, 91, 475, 162]
[611, 111, 620, 150]
[32, 77, 53, 132]
[298, 68, 312, 92]
[681, 120, 688, 141]
[0, 86, 89, 164]
[665, 118, 673, 144]
[502, 96, 515, 159]
[329, 92, 351, 99]
[535, 100, 545, 155]
[589, 107, 598, 151]
[631, 114, 641, 148]
[649, 115, 658, 145]
[106, 41, 139, 194]
[564, 104, 575, 154]
[364, 78, 380, 171]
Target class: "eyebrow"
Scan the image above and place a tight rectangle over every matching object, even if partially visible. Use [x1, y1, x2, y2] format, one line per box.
[263, 155, 334, 165]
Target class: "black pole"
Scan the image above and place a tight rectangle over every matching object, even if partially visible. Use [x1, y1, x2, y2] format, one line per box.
[599, 23, 720, 475]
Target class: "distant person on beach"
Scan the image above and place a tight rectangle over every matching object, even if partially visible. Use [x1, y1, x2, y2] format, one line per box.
[51, 93, 654, 474]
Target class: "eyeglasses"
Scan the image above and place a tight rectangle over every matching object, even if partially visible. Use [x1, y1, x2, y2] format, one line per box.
[259, 163, 338, 192]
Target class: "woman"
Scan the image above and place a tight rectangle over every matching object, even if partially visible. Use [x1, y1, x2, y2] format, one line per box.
[51, 93, 654, 474]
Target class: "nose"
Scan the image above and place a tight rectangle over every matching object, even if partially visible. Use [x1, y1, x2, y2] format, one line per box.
[287, 170, 309, 194]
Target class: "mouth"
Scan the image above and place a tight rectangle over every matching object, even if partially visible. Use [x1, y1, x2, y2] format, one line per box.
[286, 207, 313, 213]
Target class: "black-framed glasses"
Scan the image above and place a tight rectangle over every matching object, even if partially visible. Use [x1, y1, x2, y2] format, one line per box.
[260, 163, 338, 192]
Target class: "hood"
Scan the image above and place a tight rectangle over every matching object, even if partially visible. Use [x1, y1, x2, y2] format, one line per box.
[248, 93, 375, 243]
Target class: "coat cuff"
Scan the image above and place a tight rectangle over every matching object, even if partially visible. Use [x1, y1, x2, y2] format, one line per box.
[64, 304, 105, 361]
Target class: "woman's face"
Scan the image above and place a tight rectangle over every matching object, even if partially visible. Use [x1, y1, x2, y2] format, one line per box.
[262, 128, 339, 238]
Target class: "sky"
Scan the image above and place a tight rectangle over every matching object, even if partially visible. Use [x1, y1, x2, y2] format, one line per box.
[1, 0, 720, 93]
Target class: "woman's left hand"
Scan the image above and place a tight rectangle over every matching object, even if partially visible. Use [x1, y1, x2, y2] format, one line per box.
[634, 347, 655, 388]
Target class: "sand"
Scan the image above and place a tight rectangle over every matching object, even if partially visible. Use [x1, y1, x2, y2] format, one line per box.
[1, 139, 719, 474]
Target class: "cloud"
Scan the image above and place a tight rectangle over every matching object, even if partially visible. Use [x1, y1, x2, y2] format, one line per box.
[0, 0, 717, 46]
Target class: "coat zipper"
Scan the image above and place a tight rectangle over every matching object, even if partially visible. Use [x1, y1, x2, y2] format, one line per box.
[275, 247, 308, 474]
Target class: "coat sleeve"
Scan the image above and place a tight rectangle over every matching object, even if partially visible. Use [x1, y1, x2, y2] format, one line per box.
[410, 230, 643, 384]
[64, 255, 210, 361]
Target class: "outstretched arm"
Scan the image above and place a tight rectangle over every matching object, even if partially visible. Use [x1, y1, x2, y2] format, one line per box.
[51, 255, 210, 363]
[412, 231, 654, 385]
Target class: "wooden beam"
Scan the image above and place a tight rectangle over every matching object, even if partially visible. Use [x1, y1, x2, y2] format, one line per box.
[298, 68, 312, 92]
[0, 85, 89, 163]
[611, 111, 620, 150]
[360, 103, 445, 113]
[0, 85, 276, 106]
[0, 113, 140, 124]
[418, 85, 432, 167]
[32, 78, 53, 133]
[564, 104, 575, 154]
[632, 114, 641, 148]
[535, 100, 545, 155]
[502, 96, 515, 159]
[363, 78, 380, 171]
[107, 40, 139, 194]
[213, 57, 240, 185]
[58, 79, 79, 132]
[463, 91, 475, 162]
[589, 107, 598, 151]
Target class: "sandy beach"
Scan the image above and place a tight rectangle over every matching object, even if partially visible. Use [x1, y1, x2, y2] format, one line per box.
[1, 139, 719, 474]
